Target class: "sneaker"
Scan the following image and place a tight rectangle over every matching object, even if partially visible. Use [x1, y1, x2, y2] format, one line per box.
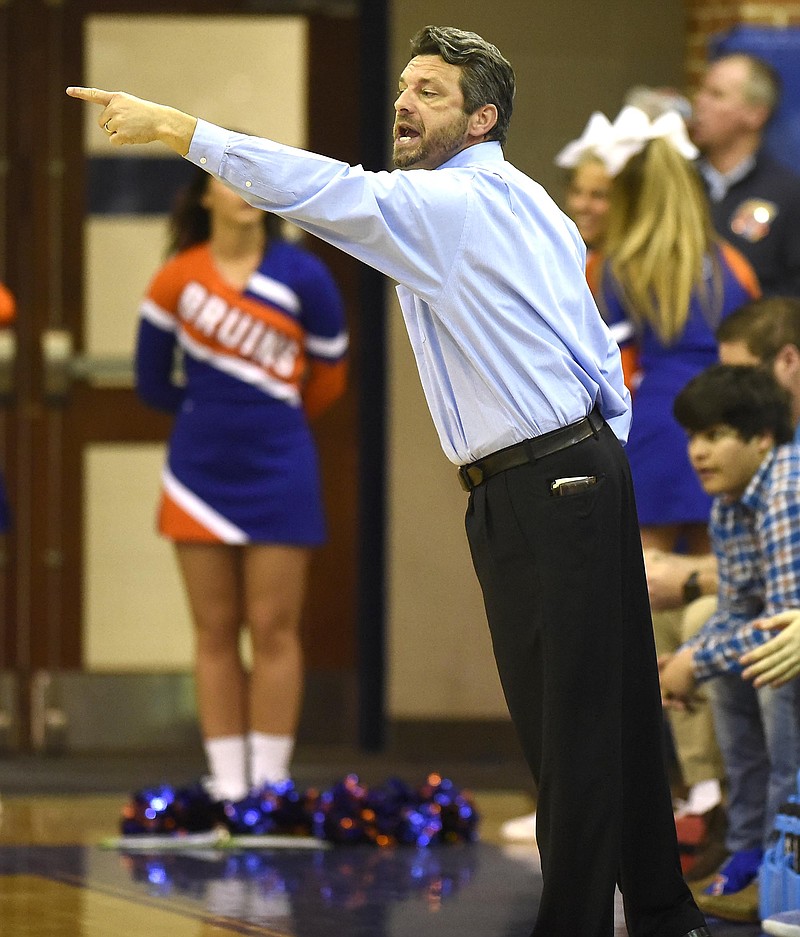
[499, 811, 536, 843]
[678, 804, 728, 881]
[703, 846, 763, 896]
[763, 910, 800, 936]
[695, 879, 760, 923]
[675, 779, 722, 820]
[684, 839, 730, 883]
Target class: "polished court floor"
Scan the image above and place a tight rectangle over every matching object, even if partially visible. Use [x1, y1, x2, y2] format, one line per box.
[0, 785, 770, 937]
[0, 791, 541, 937]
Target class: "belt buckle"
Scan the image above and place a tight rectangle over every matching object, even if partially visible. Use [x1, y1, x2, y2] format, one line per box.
[458, 464, 483, 492]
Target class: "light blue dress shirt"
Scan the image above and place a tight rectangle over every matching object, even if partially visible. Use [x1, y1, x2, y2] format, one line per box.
[187, 122, 631, 464]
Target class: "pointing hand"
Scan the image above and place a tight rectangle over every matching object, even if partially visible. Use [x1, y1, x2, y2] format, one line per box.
[66, 87, 196, 155]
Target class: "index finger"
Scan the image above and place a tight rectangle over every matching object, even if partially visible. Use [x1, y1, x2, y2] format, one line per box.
[66, 87, 113, 106]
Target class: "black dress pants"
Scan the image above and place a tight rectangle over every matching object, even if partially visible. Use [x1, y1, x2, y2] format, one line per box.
[464, 422, 706, 937]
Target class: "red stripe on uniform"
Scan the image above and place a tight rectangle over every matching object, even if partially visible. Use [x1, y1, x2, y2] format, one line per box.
[158, 492, 223, 543]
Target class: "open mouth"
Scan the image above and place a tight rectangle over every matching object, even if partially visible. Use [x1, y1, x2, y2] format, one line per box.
[394, 122, 421, 144]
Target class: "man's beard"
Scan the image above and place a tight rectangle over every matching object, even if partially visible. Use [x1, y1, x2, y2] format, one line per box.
[393, 112, 470, 169]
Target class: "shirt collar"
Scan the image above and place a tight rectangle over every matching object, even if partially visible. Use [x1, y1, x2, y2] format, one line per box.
[698, 153, 757, 202]
[436, 140, 505, 170]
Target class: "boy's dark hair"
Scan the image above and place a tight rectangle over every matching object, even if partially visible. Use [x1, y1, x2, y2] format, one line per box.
[716, 296, 800, 363]
[674, 364, 794, 444]
[409, 25, 515, 146]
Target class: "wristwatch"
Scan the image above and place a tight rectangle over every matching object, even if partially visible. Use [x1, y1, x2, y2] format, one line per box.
[682, 570, 702, 604]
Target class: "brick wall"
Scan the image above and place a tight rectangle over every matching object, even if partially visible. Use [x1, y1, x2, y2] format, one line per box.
[685, 0, 800, 86]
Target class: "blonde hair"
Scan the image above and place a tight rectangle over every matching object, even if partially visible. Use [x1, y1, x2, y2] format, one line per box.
[604, 138, 721, 344]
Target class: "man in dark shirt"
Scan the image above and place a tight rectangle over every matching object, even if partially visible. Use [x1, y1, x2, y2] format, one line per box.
[690, 52, 800, 297]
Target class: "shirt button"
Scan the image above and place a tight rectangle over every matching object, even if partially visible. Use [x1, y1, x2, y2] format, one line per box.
[245, 181, 252, 187]
[199, 157, 207, 165]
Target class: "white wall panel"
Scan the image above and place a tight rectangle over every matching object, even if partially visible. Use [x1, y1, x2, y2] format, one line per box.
[83, 443, 193, 670]
[84, 15, 308, 153]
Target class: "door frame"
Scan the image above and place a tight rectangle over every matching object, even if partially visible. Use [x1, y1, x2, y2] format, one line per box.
[0, 0, 386, 751]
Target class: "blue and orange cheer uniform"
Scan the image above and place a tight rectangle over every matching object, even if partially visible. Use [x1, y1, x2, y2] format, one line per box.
[135, 240, 348, 544]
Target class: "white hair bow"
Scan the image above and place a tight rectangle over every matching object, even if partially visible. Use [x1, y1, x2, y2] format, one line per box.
[554, 112, 614, 169]
[554, 105, 699, 177]
[598, 105, 698, 175]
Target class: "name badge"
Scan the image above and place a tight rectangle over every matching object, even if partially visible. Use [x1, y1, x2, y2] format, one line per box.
[729, 199, 778, 243]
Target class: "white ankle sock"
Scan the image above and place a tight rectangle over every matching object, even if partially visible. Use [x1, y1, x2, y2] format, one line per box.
[249, 731, 294, 787]
[684, 778, 722, 816]
[204, 735, 249, 801]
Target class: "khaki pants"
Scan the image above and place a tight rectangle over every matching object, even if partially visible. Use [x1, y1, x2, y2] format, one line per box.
[652, 596, 724, 788]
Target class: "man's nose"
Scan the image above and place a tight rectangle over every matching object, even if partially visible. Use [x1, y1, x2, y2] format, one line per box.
[394, 88, 413, 111]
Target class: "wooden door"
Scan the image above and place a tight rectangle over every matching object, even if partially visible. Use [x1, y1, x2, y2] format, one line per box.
[0, 0, 363, 751]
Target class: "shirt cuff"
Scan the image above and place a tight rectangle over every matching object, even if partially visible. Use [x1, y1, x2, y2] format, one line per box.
[691, 646, 717, 683]
[185, 118, 231, 174]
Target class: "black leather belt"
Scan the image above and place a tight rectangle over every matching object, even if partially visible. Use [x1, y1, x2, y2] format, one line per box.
[458, 407, 604, 492]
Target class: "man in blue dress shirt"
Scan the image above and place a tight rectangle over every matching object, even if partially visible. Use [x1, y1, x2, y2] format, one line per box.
[68, 25, 708, 937]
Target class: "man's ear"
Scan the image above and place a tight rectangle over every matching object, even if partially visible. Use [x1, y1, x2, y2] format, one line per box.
[468, 104, 498, 140]
[743, 101, 770, 133]
[774, 343, 800, 374]
[772, 343, 800, 399]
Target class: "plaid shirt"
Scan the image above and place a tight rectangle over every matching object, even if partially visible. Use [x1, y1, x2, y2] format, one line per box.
[688, 443, 800, 681]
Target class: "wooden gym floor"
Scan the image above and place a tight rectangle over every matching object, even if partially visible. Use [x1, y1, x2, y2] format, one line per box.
[0, 750, 767, 937]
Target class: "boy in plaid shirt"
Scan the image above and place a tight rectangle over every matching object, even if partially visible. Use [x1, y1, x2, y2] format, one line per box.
[663, 364, 800, 905]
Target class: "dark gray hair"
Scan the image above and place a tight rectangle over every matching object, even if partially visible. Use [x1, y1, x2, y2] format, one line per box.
[409, 25, 515, 146]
